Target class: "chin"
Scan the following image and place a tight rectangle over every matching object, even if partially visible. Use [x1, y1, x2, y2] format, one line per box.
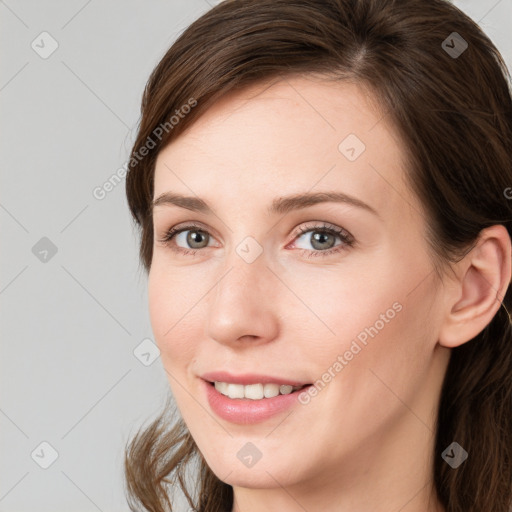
[199, 443, 305, 490]
[213, 464, 298, 489]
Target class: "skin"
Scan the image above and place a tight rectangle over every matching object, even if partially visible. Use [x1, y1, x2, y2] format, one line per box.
[148, 75, 511, 512]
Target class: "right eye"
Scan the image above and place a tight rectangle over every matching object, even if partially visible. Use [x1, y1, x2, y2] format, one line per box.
[157, 223, 217, 255]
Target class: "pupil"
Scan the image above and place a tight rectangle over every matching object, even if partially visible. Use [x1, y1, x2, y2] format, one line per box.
[313, 232, 332, 249]
[189, 230, 206, 248]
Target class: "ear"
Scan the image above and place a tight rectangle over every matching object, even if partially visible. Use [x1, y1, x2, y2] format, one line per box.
[438, 224, 512, 348]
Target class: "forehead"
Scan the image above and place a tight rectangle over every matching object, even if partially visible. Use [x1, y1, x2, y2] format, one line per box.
[153, 75, 417, 222]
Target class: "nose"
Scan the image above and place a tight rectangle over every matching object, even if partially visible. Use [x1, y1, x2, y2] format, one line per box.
[206, 248, 280, 347]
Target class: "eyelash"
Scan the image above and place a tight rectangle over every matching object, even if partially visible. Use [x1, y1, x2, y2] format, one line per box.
[157, 221, 355, 259]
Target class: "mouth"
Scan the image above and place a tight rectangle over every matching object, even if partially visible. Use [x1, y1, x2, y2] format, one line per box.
[202, 378, 314, 424]
[205, 380, 311, 400]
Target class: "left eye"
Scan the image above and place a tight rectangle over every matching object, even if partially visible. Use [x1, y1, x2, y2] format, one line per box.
[293, 224, 353, 253]
[288, 223, 355, 258]
[158, 221, 355, 258]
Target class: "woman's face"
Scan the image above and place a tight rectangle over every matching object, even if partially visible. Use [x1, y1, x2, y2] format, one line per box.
[149, 76, 451, 500]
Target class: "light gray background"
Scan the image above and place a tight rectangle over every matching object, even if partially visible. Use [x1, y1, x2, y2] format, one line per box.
[1, 1, 511, 511]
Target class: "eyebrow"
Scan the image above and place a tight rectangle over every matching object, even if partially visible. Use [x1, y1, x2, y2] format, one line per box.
[151, 191, 379, 217]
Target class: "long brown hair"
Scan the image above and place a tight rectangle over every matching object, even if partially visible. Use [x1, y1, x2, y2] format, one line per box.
[124, 1, 512, 510]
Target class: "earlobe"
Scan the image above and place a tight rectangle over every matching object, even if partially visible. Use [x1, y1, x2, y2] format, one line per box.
[438, 224, 512, 348]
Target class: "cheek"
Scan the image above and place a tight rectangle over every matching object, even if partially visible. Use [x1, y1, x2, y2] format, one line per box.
[148, 266, 200, 370]
[286, 257, 406, 359]
[330, 272, 440, 421]
[299, 254, 436, 391]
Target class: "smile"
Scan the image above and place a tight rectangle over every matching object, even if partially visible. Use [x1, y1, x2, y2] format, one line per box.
[213, 381, 305, 400]
[203, 379, 312, 424]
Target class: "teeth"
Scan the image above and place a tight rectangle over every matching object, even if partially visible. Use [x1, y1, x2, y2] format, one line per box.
[226, 383, 244, 399]
[214, 382, 302, 400]
[264, 384, 280, 398]
[244, 383, 264, 399]
[279, 385, 293, 395]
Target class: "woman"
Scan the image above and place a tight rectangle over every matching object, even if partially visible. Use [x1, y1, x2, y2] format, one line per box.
[124, 0, 512, 511]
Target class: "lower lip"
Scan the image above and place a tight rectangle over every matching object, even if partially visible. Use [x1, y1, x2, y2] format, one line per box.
[203, 380, 311, 424]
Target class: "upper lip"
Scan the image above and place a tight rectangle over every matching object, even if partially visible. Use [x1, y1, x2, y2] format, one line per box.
[201, 371, 310, 387]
